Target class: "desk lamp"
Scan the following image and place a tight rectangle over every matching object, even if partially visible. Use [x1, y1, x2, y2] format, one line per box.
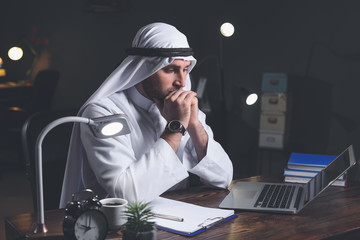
[32, 114, 130, 233]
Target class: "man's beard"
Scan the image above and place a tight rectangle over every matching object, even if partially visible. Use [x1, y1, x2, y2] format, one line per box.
[148, 88, 178, 101]
[142, 80, 180, 101]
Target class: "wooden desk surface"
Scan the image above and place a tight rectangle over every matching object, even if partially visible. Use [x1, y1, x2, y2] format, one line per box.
[5, 175, 360, 240]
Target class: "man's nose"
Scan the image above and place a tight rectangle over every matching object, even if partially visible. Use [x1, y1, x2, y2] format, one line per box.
[175, 71, 187, 87]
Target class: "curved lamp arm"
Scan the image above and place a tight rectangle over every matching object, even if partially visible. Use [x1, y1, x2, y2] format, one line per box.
[32, 115, 130, 233]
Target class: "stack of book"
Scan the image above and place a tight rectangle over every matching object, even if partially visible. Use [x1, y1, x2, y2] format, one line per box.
[284, 153, 347, 186]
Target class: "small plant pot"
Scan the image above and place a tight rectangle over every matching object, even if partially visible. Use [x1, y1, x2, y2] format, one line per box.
[122, 228, 157, 240]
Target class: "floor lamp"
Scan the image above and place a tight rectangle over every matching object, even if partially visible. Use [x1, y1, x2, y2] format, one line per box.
[32, 114, 130, 233]
[218, 22, 235, 150]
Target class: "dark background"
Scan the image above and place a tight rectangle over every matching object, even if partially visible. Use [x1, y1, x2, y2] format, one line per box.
[1, 0, 360, 178]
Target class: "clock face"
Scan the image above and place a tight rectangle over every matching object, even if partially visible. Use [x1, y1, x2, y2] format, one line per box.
[74, 209, 108, 240]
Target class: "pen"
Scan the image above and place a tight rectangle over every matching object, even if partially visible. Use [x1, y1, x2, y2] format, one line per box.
[153, 213, 184, 222]
[200, 217, 225, 229]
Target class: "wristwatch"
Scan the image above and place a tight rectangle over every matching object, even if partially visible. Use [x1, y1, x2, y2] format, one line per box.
[166, 120, 186, 136]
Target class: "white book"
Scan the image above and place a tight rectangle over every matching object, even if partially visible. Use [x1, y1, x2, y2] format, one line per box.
[284, 168, 345, 180]
[287, 164, 325, 172]
[284, 176, 346, 187]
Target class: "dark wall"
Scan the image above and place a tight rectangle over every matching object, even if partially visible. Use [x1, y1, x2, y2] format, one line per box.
[2, 0, 360, 178]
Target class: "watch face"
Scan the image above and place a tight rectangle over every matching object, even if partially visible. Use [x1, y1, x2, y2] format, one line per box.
[74, 209, 108, 240]
[169, 120, 181, 130]
[167, 120, 186, 135]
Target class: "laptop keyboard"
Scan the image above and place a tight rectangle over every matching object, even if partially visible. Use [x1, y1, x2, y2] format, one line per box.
[254, 184, 296, 209]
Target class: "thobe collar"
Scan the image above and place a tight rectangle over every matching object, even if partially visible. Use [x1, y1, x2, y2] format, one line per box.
[127, 86, 166, 138]
[127, 86, 154, 112]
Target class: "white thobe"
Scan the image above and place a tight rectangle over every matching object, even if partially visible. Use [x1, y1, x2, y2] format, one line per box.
[79, 86, 233, 203]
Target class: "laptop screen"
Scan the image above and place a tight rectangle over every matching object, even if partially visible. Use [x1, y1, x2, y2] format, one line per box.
[304, 145, 356, 203]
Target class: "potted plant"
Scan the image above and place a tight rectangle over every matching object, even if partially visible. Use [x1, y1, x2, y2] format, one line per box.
[121, 202, 157, 240]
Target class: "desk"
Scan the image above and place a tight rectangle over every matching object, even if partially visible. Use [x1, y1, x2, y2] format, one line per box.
[5, 175, 360, 240]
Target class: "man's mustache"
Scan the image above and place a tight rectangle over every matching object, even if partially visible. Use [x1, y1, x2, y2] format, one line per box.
[168, 87, 181, 94]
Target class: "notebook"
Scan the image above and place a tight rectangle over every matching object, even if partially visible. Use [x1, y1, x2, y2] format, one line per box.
[219, 145, 356, 214]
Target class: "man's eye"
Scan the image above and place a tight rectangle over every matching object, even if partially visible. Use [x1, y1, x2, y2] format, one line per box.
[163, 68, 174, 73]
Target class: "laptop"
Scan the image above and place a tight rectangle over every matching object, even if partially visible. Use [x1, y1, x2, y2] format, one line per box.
[219, 145, 357, 214]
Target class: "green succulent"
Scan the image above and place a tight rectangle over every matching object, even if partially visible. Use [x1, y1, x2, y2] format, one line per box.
[122, 202, 155, 234]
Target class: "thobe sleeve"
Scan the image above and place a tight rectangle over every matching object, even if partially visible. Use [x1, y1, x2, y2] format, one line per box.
[80, 105, 189, 204]
[185, 111, 233, 188]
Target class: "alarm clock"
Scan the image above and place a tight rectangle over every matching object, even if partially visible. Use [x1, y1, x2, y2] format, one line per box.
[63, 189, 108, 240]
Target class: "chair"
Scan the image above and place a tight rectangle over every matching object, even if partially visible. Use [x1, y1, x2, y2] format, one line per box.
[0, 70, 59, 168]
[22, 109, 78, 211]
[1, 69, 59, 128]
[28, 69, 60, 113]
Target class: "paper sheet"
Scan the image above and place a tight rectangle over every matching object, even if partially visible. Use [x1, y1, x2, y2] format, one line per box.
[149, 197, 235, 235]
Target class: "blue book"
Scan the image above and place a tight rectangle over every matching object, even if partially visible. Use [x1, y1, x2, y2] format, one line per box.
[287, 153, 337, 171]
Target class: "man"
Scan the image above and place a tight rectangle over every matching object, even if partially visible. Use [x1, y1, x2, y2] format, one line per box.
[60, 22, 233, 208]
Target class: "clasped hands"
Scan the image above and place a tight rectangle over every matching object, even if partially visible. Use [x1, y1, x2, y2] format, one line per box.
[155, 89, 208, 158]
[154, 89, 199, 130]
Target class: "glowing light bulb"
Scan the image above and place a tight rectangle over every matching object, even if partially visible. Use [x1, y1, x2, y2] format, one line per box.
[246, 93, 258, 105]
[101, 122, 124, 136]
[8, 47, 23, 61]
[220, 22, 235, 37]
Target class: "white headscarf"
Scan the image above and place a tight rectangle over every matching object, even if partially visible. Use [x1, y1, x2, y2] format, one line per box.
[60, 22, 197, 207]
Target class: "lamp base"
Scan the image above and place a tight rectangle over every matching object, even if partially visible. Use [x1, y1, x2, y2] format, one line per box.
[32, 223, 48, 234]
